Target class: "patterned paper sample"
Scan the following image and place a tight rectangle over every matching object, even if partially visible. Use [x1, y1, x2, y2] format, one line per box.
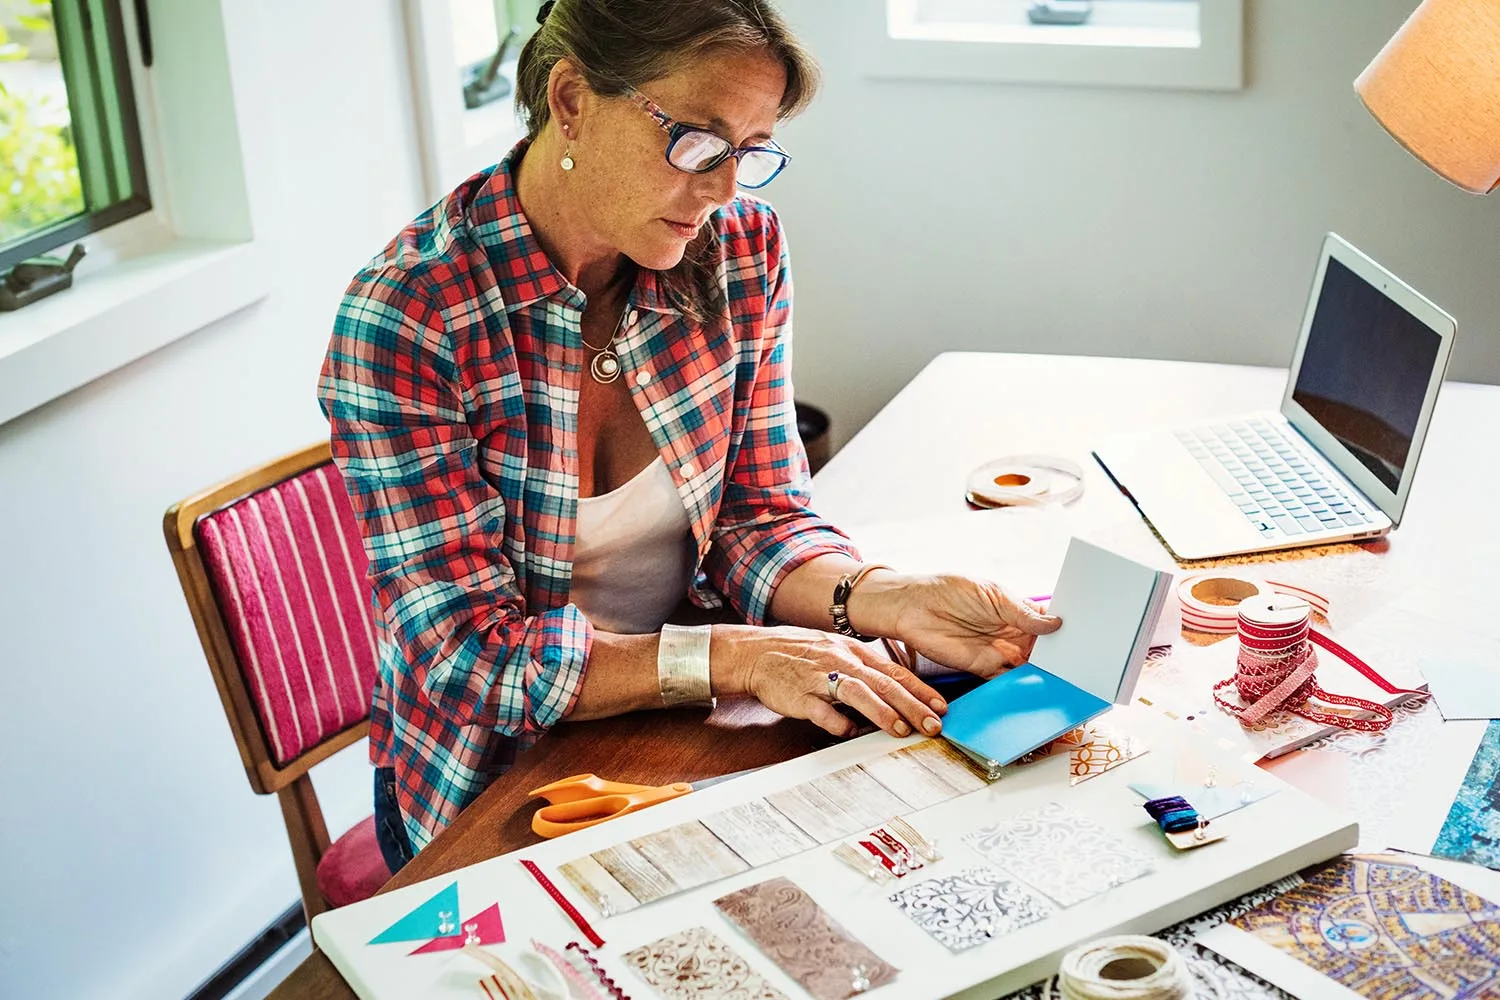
[624, 926, 788, 1000]
[965, 801, 1154, 907]
[714, 877, 898, 1000]
[897, 738, 992, 792]
[699, 799, 818, 867]
[888, 866, 1055, 952]
[764, 764, 914, 844]
[1067, 722, 1149, 785]
[1225, 856, 1500, 999]
[1431, 719, 1500, 870]
[630, 821, 749, 891]
[592, 841, 681, 905]
[857, 747, 970, 809]
[558, 855, 641, 916]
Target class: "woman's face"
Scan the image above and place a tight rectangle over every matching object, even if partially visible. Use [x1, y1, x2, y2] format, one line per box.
[571, 47, 787, 272]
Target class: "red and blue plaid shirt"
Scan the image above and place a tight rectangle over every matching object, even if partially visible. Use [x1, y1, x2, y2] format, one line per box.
[318, 142, 856, 849]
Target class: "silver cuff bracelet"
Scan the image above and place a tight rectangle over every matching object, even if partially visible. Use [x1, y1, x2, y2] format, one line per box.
[658, 623, 715, 708]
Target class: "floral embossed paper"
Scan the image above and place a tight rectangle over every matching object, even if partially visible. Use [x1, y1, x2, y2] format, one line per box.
[887, 866, 1055, 952]
[964, 801, 1154, 907]
[714, 877, 898, 1000]
[624, 926, 788, 1000]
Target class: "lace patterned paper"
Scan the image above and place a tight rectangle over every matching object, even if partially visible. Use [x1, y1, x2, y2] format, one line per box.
[623, 926, 788, 1000]
[887, 866, 1056, 952]
[714, 877, 898, 1000]
[965, 801, 1154, 907]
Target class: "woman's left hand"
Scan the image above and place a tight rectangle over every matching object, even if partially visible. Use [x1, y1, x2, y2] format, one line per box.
[865, 572, 1062, 679]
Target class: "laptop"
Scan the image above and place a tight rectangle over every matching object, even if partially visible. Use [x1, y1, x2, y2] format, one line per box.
[1093, 233, 1456, 561]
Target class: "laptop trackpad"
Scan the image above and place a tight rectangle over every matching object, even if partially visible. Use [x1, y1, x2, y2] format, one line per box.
[1098, 437, 1266, 560]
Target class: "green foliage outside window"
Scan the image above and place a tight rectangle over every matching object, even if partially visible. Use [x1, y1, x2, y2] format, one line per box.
[0, 0, 86, 248]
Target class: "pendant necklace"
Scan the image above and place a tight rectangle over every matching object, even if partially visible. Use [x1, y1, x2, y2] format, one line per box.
[581, 304, 628, 384]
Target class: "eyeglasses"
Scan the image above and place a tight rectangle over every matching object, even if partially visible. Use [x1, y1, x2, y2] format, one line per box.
[626, 88, 791, 189]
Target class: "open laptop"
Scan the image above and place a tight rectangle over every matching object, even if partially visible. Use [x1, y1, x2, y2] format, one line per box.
[1093, 233, 1456, 561]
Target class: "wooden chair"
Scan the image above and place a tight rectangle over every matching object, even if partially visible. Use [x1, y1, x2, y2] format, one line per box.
[164, 441, 389, 922]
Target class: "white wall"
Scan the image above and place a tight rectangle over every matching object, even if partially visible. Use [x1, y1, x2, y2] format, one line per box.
[0, 3, 428, 998]
[771, 0, 1500, 448]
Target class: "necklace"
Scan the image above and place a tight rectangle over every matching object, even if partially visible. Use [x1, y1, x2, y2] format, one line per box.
[580, 304, 628, 384]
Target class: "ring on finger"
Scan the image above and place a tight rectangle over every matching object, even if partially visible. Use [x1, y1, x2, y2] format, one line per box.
[827, 670, 843, 702]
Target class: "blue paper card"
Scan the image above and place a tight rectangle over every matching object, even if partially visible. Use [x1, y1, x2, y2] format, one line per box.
[939, 538, 1171, 773]
[368, 881, 459, 945]
[941, 663, 1111, 772]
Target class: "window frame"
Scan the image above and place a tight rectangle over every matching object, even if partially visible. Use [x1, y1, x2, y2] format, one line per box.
[0, 0, 269, 429]
[863, 0, 1245, 92]
[0, 0, 153, 273]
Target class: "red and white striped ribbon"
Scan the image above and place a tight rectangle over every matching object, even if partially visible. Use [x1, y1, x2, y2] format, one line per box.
[1178, 573, 1425, 734]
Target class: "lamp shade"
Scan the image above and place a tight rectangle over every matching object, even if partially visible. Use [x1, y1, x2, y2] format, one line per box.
[1355, 0, 1500, 194]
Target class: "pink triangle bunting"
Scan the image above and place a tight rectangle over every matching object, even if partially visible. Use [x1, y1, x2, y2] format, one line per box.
[407, 902, 505, 955]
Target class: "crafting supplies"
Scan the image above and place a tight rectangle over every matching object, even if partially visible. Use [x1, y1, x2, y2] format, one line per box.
[965, 455, 1085, 508]
[466, 945, 545, 1000]
[1056, 936, 1193, 1000]
[623, 927, 787, 1000]
[964, 802, 1155, 906]
[1175, 572, 1330, 633]
[520, 859, 606, 947]
[526, 774, 695, 837]
[531, 940, 609, 1000]
[1141, 796, 1225, 850]
[1213, 593, 1413, 733]
[887, 866, 1056, 951]
[1431, 718, 1500, 870]
[1198, 855, 1500, 999]
[567, 942, 631, 1000]
[713, 877, 899, 1000]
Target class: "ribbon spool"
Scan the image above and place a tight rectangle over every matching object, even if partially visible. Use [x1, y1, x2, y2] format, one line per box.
[1055, 935, 1193, 1000]
[1176, 572, 1329, 633]
[965, 455, 1085, 509]
[1213, 593, 1403, 733]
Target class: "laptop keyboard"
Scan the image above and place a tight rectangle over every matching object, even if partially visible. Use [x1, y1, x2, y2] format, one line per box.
[1174, 418, 1375, 540]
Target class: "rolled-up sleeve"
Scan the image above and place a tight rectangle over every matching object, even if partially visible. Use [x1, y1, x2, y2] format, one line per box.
[319, 268, 590, 737]
[703, 223, 860, 625]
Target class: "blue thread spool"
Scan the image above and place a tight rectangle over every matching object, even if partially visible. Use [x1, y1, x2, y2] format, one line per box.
[1143, 795, 1203, 834]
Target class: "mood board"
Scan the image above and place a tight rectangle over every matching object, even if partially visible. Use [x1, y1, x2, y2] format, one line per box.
[311, 705, 1358, 1000]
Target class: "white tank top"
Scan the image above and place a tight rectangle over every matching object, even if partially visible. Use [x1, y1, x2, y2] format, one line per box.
[571, 457, 696, 634]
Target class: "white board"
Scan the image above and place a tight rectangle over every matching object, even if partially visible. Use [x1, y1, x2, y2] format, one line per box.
[312, 706, 1358, 1000]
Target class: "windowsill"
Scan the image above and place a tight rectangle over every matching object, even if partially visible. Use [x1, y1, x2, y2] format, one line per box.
[0, 238, 269, 426]
[866, 0, 1243, 91]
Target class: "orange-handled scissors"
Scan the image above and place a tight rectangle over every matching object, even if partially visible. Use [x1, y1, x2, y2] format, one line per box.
[526, 769, 759, 838]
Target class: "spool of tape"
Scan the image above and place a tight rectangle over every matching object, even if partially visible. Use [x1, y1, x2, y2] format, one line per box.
[965, 454, 1085, 508]
[1176, 573, 1332, 634]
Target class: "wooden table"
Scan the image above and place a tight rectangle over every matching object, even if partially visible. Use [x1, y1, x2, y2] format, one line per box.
[271, 352, 1496, 999]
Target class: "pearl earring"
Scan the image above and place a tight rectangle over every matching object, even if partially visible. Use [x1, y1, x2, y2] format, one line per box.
[560, 123, 575, 171]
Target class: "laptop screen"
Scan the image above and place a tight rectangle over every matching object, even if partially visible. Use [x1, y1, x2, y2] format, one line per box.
[1290, 256, 1442, 493]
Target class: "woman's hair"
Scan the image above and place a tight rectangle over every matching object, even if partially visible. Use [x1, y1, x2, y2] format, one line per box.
[515, 0, 820, 324]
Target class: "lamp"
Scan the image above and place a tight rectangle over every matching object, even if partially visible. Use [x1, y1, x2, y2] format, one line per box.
[1355, 0, 1500, 194]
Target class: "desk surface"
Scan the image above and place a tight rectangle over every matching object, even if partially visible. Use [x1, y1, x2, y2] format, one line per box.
[270, 352, 1497, 1000]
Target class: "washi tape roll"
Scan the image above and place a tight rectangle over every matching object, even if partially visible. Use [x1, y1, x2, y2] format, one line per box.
[965, 454, 1085, 508]
[1175, 573, 1332, 634]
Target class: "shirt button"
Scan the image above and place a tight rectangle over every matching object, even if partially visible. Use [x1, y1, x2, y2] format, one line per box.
[628, 309, 640, 326]
[680, 461, 696, 479]
[635, 370, 651, 387]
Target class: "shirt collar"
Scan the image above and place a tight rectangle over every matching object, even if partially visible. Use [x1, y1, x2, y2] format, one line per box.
[461, 140, 681, 317]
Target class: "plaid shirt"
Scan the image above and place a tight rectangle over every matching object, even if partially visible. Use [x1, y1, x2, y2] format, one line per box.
[318, 143, 856, 850]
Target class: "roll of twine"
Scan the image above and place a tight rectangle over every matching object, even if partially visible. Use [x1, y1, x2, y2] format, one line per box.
[1056, 935, 1193, 1000]
[1211, 595, 1398, 733]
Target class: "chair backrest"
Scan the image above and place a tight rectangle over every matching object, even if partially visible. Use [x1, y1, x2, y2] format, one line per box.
[165, 442, 378, 793]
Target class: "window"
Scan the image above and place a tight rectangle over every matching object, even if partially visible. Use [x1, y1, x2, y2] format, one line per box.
[864, 0, 1244, 91]
[0, 0, 149, 273]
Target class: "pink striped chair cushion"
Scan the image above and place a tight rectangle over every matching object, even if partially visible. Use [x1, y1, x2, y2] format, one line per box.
[197, 462, 378, 767]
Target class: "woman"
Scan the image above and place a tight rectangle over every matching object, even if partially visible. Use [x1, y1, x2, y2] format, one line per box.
[319, 0, 1060, 875]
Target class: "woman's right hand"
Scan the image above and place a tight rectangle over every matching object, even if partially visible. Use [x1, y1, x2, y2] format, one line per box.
[711, 625, 947, 739]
